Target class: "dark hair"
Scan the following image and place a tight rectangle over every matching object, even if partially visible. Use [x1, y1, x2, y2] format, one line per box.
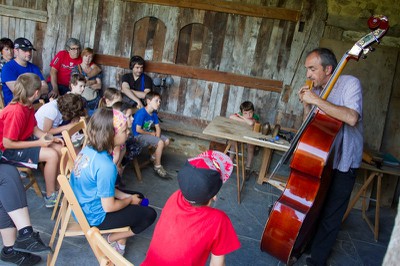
[11, 73, 41, 105]
[70, 73, 86, 86]
[129, 55, 145, 69]
[307, 48, 338, 74]
[0, 37, 14, 51]
[57, 94, 86, 121]
[240, 101, 255, 113]
[86, 108, 114, 152]
[145, 91, 161, 102]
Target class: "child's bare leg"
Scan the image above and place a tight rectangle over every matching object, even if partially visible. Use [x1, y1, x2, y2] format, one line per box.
[50, 143, 63, 156]
[229, 140, 236, 160]
[39, 147, 59, 197]
[154, 139, 165, 166]
[246, 144, 255, 169]
[108, 230, 134, 245]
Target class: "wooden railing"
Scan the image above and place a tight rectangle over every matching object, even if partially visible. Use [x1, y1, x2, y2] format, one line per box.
[95, 54, 283, 93]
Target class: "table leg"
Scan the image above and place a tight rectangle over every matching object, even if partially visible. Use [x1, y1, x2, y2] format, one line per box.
[234, 141, 241, 203]
[343, 171, 376, 221]
[374, 174, 382, 241]
[257, 147, 273, 184]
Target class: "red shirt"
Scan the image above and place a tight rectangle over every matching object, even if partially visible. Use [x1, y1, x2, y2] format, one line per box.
[47, 50, 82, 86]
[0, 102, 37, 151]
[142, 190, 240, 265]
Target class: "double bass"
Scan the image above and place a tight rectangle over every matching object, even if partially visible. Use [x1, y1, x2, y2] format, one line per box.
[260, 15, 389, 265]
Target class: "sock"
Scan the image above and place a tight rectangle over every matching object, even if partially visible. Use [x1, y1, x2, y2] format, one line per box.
[154, 165, 161, 169]
[2, 246, 14, 255]
[117, 242, 126, 251]
[18, 226, 33, 238]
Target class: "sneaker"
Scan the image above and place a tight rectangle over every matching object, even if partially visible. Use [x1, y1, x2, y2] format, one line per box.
[109, 241, 125, 256]
[104, 234, 125, 256]
[1, 249, 41, 266]
[14, 232, 51, 254]
[154, 165, 169, 179]
[44, 191, 58, 208]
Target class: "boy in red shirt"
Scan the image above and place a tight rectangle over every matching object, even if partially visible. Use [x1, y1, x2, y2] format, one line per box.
[142, 150, 240, 266]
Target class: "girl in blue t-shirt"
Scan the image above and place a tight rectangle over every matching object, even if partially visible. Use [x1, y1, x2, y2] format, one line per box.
[70, 108, 156, 256]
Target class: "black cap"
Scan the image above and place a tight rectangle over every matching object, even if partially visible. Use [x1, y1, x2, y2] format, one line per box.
[177, 150, 233, 204]
[14, 38, 36, 51]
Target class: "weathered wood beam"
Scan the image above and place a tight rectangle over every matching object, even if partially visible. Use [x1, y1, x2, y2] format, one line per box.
[0, 4, 47, 23]
[124, 0, 300, 22]
[95, 54, 283, 93]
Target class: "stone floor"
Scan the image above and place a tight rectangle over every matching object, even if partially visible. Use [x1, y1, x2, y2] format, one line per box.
[2, 149, 397, 266]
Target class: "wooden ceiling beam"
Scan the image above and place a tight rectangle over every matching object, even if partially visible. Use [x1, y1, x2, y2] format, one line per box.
[0, 4, 47, 23]
[124, 0, 300, 22]
[95, 54, 283, 92]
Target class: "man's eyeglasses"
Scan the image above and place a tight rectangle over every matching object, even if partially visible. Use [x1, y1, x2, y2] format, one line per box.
[69, 47, 80, 51]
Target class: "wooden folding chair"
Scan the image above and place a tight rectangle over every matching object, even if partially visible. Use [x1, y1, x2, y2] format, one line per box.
[62, 117, 87, 160]
[50, 147, 74, 220]
[87, 227, 134, 266]
[48, 174, 130, 266]
[18, 167, 43, 198]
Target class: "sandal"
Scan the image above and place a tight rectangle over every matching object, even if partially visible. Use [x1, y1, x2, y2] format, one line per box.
[154, 165, 168, 179]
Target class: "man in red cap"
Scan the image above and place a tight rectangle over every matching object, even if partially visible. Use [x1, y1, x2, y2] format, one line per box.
[142, 150, 240, 266]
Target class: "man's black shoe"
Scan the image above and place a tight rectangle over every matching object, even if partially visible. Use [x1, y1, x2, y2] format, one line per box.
[13, 232, 51, 253]
[1, 249, 41, 266]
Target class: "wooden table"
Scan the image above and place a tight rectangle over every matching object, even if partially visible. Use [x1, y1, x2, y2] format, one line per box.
[343, 162, 400, 241]
[203, 116, 289, 203]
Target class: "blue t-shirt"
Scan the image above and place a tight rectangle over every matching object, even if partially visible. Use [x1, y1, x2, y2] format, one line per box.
[132, 107, 159, 137]
[1, 60, 45, 106]
[69, 146, 117, 226]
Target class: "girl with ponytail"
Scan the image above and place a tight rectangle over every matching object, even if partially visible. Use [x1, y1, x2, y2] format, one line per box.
[0, 73, 64, 208]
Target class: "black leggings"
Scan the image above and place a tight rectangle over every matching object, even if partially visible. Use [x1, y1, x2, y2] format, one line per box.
[96, 190, 157, 234]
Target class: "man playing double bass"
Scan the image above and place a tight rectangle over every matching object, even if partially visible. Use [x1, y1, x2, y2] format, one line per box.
[299, 48, 363, 266]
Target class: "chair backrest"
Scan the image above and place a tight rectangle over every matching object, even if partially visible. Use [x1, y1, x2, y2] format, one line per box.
[57, 174, 91, 234]
[33, 99, 45, 111]
[60, 147, 74, 176]
[62, 117, 87, 161]
[87, 227, 134, 266]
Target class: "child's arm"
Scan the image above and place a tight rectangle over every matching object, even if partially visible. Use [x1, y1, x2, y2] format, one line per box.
[210, 254, 225, 266]
[101, 189, 142, 212]
[154, 124, 161, 138]
[41, 118, 79, 135]
[2, 135, 52, 149]
[229, 113, 255, 126]
[135, 125, 157, 136]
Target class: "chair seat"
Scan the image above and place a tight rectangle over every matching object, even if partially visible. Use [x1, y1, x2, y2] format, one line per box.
[64, 216, 129, 237]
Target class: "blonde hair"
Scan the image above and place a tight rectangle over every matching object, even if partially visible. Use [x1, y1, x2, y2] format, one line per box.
[11, 73, 41, 105]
